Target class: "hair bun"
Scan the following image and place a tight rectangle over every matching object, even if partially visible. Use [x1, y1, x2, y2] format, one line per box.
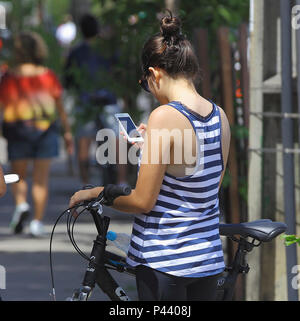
[160, 12, 182, 39]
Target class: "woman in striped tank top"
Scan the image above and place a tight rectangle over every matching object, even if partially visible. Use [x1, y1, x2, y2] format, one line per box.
[69, 11, 231, 301]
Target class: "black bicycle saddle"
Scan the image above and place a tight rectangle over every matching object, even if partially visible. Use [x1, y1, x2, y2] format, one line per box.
[219, 219, 287, 242]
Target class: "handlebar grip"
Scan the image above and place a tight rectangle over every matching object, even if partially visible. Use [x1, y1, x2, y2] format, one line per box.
[103, 184, 131, 206]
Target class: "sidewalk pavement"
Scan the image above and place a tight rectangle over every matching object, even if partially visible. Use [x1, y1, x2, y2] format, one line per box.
[0, 158, 138, 301]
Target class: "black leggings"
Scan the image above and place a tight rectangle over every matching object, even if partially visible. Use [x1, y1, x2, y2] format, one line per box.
[136, 265, 221, 301]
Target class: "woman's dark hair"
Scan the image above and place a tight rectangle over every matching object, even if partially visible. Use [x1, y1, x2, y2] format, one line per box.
[79, 14, 99, 39]
[14, 31, 48, 65]
[141, 11, 200, 81]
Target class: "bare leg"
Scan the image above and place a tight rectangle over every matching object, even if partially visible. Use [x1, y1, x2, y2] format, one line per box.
[10, 159, 30, 233]
[11, 159, 29, 205]
[32, 159, 51, 221]
[77, 137, 93, 184]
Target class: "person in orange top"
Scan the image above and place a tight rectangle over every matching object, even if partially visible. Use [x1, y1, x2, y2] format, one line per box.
[0, 31, 74, 237]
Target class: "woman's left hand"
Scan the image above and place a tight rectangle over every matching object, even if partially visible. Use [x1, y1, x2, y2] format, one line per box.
[120, 123, 147, 150]
[69, 187, 103, 208]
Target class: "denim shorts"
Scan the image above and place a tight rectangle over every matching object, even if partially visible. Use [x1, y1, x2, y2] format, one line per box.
[7, 129, 59, 161]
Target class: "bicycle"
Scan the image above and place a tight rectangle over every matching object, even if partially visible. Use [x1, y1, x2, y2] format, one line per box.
[49, 184, 287, 301]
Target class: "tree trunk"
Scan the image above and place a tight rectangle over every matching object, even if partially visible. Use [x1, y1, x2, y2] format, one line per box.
[165, 0, 180, 15]
[217, 26, 243, 300]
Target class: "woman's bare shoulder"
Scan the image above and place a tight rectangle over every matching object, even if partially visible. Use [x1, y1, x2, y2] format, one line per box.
[149, 104, 199, 134]
[11, 64, 48, 77]
[148, 104, 178, 125]
[151, 104, 176, 115]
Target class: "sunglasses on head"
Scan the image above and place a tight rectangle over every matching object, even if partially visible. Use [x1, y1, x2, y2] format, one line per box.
[139, 78, 150, 93]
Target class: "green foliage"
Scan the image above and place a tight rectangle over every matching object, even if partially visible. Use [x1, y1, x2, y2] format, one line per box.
[281, 234, 300, 247]
[88, 0, 165, 114]
[231, 124, 249, 140]
[221, 169, 230, 188]
[9, 0, 36, 32]
[220, 169, 248, 201]
[88, 0, 249, 115]
[46, 0, 71, 26]
[177, 0, 249, 33]
[238, 176, 248, 202]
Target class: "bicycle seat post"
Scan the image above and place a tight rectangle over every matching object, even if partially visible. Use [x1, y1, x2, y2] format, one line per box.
[223, 237, 252, 301]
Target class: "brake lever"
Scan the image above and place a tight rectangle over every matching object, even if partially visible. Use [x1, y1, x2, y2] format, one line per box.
[84, 194, 105, 216]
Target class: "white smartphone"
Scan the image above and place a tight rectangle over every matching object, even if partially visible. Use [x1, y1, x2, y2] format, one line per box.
[115, 113, 144, 143]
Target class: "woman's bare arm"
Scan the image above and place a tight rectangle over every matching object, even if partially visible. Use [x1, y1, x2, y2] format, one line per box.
[69, 106, 171, 213]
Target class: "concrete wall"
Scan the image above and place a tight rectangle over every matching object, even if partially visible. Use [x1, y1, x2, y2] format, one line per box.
[275, 143, 300, 300]
[248, 0, 300, 300]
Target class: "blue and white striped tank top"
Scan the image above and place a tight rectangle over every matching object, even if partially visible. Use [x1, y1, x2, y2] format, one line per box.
[126, 100, 225, 278]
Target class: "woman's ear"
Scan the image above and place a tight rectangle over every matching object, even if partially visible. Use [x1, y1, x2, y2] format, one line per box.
[148, 67, 161, 84]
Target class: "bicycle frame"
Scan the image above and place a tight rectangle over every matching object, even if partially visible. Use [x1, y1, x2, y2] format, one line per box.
[67, 203, 134, 301]
[215, 236, 259, 301]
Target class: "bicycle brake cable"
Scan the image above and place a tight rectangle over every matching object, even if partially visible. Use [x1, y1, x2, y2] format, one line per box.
[50, 197, 107, 301]
[67, 206, 90, 261]
[49, 204, 84, 301]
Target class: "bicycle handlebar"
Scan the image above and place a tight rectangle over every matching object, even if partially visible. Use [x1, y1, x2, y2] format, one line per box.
[103, 184, 131, 206]
[49, 183, 132, 300]
[80, 183, 132, 208]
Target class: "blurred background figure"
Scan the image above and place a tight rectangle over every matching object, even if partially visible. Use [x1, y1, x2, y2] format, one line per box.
[0, 31, 73, 237]
[64, 13, 126, 186]
[55, 14, 77, 48]
[0, 164, 6, 198]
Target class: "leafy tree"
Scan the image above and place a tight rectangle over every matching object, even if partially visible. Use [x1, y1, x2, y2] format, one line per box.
[87, 0, 165, 116]
[86, 0, 249, 117]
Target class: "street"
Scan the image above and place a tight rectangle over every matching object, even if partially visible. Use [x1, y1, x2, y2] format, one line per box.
[0, 157, 138, 301]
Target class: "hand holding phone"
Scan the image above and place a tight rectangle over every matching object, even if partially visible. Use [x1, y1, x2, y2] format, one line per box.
[122, 123, 146, 150]
[115, 113, 144, 144]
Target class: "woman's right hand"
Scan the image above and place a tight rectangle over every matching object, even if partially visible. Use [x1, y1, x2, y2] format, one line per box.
[69, 186, 103, 208]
